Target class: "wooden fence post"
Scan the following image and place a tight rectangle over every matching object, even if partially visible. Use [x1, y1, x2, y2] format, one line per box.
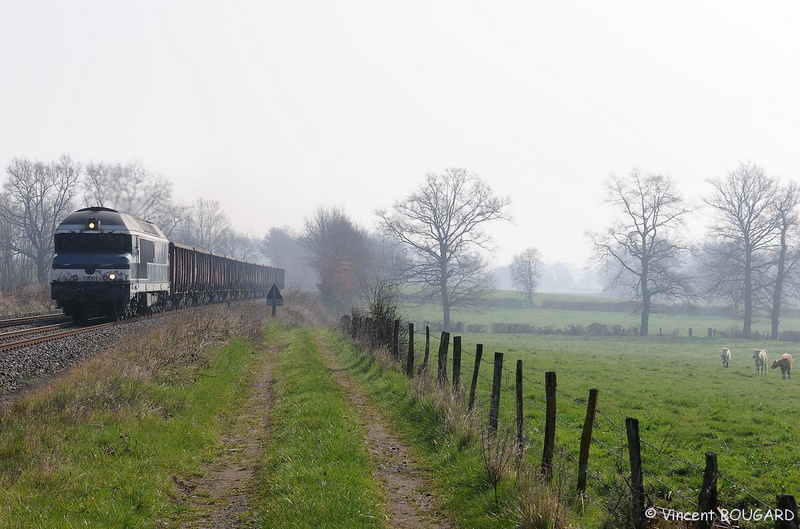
[452, 336, 462, 391]
[577, 388, 599, 493]
[697, 451, 718, 529]
[541, 371, 557, 481]
[626, 417, 646, 529]
[392, 319, 400, 359]
[516, 360, 524, 453]
[406, 323, 415, 378]
[436, 331, 450, 387]
[468, 344, 483, 411]
[420, 326, 430, 373]
[776, 495, 799, 529]
[488, 352, 504, 434]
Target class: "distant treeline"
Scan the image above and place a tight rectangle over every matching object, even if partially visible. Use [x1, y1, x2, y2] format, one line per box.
[421, 321, 641, 336]
[417, 320, 800, 341]
[487, 295, 800, 319]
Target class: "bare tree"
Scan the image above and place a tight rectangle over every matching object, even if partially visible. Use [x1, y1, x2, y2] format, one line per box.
[510, 247, 543, 307]
[704, 162, 781, 338]
[82, 160, 187, 238]
[0, 197, 32, 288]
[176, 198, 231, 252]
[769, 182, 800, 339]
[220, 231, 261, 262]
[83, 161, 170, 218]
[376, 168, 511, 330]
[0, 156, 80, 283]
[303, 206, 374, 312]
[589, 170, 693, 336]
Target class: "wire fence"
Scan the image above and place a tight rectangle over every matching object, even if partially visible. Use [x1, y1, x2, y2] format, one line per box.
[342, 314, 797, 528]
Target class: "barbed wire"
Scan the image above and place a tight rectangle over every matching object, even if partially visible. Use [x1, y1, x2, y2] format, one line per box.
[347, 323, 777, 513]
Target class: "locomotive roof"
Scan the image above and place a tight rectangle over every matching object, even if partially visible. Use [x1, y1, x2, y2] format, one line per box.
[56, 207, 167, 239]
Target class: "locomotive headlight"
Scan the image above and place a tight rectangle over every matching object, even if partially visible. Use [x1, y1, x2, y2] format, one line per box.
[108, 273, 117, 281]
[71, 274, 79, 282]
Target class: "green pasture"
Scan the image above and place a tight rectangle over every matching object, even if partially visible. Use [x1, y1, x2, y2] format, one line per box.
[401, 297, 800, 518]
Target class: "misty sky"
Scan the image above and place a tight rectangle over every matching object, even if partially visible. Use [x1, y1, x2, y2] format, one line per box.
[2, 1, 799, 270]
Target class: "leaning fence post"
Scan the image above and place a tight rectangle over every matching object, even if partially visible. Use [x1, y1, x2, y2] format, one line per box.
[468, 344, 483, 411]
[541, 371, 557, 481]
[406, 323, 415, 378]
[776, 495, 799, 529]
[577, 388, 599, 493]
[515, 360, 524, 454]
[697, 451, 718, 529]
[626, 417, 646, 529]
[452, 336, 462, 391]
[488, 352, 504, 434]
[436, 332, 450, 387]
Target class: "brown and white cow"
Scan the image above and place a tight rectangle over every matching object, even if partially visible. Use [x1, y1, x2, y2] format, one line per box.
[753, 349, 769, 375]
[771, 354, 793, 379]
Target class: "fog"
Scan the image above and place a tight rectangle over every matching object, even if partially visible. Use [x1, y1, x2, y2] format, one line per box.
[1, 1, 799, 271]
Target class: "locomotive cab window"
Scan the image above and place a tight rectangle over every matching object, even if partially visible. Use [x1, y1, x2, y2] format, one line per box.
[55, 233, 133, 253]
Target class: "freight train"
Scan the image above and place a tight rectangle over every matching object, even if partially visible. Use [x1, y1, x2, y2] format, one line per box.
[50, 207, 284, 322]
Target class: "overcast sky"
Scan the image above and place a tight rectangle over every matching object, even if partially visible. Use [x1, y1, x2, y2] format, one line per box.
[2, 1, 799, 270]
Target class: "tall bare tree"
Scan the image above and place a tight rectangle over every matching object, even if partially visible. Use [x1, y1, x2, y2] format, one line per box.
[769, 182, 800, 339]
[510, 247, 543, 307]
[376, 168, 511, 330]
[704, 162, 782, 338]
[0, 156, 80, 283]
[589, 170, 693, 336]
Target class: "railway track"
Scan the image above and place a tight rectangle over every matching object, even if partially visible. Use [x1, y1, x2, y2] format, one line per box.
[0, 321, 114, 354]
[0, 313, 70, 329]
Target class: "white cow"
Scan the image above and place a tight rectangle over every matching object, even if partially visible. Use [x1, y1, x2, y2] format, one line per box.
[753, 349, 769, 375]
[721, 348, 731, 368]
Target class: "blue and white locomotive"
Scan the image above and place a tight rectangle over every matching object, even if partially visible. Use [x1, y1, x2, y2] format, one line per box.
[51, 207, 171, 321]
[51, 206, 284, 322]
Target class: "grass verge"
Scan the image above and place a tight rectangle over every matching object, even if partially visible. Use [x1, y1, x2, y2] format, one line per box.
[328, 331, 527, 529]
[0, 306, 267, 528]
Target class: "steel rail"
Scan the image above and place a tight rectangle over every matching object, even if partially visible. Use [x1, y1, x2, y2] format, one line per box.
[0, 313, 70, 329]
[0, 322, 77, 342]
[0, 322, 115, 353]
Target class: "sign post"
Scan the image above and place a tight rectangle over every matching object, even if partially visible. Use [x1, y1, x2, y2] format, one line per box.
[266, 284, 283, 317]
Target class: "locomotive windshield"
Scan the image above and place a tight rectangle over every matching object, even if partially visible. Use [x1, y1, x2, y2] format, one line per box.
[55, 233, 133, 253]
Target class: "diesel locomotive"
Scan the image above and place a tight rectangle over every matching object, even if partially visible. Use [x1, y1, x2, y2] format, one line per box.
[51, 207, 284, 322]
